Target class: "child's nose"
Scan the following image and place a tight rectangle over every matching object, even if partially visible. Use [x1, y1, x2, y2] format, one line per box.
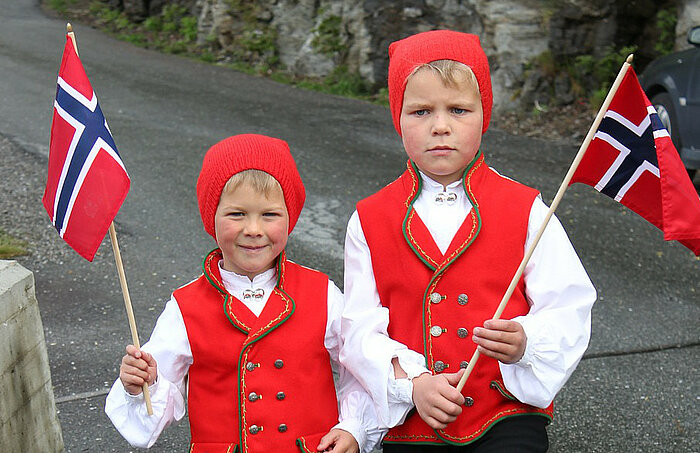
[244, 217, 264, 236]
[431, 114, 451, 135]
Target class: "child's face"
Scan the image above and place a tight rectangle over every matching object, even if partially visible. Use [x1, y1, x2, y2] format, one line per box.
[214, 181, 289, 279]
[399, 68, 483, 186]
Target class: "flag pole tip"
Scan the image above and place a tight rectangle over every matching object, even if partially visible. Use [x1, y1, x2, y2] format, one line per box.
[67, 23, 73, 33]
[626, 54, 634, 64]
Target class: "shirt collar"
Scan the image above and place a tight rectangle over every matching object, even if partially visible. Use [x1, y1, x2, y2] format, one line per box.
[417, 170, 464, 193]
[218, 261, 277, 293]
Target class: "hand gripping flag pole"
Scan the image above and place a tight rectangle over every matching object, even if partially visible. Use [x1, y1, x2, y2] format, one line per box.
[45, 24, 153, 414]
[456, 55, 635, 393]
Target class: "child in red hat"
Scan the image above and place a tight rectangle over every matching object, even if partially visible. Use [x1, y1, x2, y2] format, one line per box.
[341, 30, 596, 452]
[105, 134, 404, 453]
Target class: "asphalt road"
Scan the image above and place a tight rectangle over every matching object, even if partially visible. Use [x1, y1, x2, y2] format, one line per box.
[1, 1, 698, 452]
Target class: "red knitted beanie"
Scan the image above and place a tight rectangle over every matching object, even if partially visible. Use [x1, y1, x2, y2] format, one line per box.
[196, 134, 306, 240]
[388, 29, 492, 136]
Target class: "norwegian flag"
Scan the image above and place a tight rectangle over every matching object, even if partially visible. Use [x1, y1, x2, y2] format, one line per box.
[42, 34, 130, 261]
[570, 68, 700, 255]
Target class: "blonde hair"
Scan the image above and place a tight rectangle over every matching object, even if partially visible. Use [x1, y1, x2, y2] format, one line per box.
[222, 169, 282, 198]
[411, 59, 479, 92]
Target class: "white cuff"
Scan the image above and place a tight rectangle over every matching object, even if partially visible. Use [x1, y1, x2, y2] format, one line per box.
[333, 419, 366, 453]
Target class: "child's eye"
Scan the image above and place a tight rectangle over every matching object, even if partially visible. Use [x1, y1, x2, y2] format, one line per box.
[414, 109, 429, 116]
[228, 211, 244, 217]
[451, 107, 467, 115]
[263, 212, 281, 217]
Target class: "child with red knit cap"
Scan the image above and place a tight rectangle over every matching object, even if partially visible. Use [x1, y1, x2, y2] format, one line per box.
[340, 30, 596, 452]
[105, 134, 404, 453]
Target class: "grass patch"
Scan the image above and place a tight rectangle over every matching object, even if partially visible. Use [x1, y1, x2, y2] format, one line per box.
[0, 229, 28, 259]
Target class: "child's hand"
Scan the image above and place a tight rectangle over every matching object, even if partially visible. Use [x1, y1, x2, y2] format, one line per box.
[119, 344, 157, 395]
[316, 428, 359, 453]
[472, 319, 526, 364]
[412, 370, 465, 429]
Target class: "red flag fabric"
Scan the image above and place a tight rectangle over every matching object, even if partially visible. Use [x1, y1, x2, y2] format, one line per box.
[43, 35, 130, 261]
[570, 68, 700, 255]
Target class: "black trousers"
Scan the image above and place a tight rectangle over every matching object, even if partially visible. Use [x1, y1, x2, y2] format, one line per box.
[382, 415, 549, 453]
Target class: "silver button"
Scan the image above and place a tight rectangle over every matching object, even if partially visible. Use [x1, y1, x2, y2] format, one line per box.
[460, 361, 469, 369]
[457, 294, 469, 305]
[249, 424, 262, 434]
[278, 424, 288, 433]
[430, 325, 445, 337]
[276, 391, 286, 400]
[433, 360, 446, 372]
[429, 292, 443, 304]
[464, 397, 474, 407]
[457, 327, 469, 338]
[274, 359, 284, 369]
[245, 362, 257, 371]
[248, 392, 260, 402]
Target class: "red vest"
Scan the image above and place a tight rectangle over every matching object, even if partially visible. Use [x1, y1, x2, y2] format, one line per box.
[175, 250, 339, 453]
[357, 153, 553, 446]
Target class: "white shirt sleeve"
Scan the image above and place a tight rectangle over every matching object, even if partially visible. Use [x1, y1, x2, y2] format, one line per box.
[105, 297, 193, 448]
[340, 211, 429, 429]
[325, 280, 387, 453]
[499, 196, 597, 408]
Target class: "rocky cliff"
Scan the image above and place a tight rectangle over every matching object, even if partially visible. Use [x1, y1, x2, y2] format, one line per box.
[111, 0, 698, 113]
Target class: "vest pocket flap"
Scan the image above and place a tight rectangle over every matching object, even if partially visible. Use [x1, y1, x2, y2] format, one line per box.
[296, 431, 328, 452]
[489, 379, 518, 401]
[189, 442, 238, 453]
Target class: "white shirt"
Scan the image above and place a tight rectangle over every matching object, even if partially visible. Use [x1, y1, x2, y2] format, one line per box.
[341, 170, 597, 426]
[105, 261, 385, 453]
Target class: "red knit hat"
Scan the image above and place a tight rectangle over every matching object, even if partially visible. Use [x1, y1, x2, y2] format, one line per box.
[388, 29, 492, 136]
[196, 134, 306, 240]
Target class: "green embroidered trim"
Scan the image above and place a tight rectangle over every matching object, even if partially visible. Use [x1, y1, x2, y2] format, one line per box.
[224, 295, 249, 334]
[243, 287, 295, 348]
[402, 161, 437, 271]
[295, 437, 313, 453]
[235, 255, 296, 452]
[435, 411, 552, 445]
[202, 248, 228, 294]
[434, 149, 483, 273]
[490, 380, 518, 401]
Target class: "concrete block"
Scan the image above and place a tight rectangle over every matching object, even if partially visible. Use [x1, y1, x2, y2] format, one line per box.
[0, 260, 64, 452]
[0, 296, 46, 375]
[0, 260, 35, 322]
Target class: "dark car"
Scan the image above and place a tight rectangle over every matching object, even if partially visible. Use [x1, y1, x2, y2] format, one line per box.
[639, 25, 700, 179]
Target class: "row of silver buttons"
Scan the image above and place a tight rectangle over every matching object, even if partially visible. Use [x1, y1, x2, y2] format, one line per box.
[429, 292, 469, 305]
[245, 359, 287, 435]
[249, 424, 288, 434]
[429, 325, 469, 338]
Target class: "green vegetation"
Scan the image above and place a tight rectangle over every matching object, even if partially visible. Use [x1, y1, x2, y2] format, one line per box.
[0, 229, 28, 259]
[312, 15, 344, 57]
[526, 44, 637, 112]
[573, 45, 638, 109]
[88, 2, 199, 55]
[654, 7, 678, 55]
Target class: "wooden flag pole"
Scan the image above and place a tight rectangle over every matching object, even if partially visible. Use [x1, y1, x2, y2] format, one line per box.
[66, 24, 153, 414]
[108, 223, 153, 415]
[456, 54, 634, 393]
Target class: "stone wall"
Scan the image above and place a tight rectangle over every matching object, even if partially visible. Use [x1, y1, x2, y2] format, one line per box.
[0, 260, 64, 452]
[113, 0, 698, 112]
